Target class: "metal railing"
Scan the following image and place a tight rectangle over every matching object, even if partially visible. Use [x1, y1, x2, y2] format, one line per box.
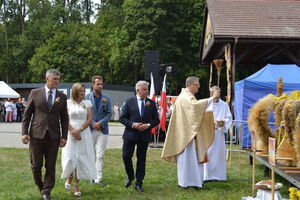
[226, 120, 275, 147]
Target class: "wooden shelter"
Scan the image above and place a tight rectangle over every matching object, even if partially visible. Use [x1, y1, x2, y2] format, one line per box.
[199, 0, 300, 105]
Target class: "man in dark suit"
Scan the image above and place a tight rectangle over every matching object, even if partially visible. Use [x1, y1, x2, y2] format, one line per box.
[22, 69, 69, 200]
[120, 80, 160, 192]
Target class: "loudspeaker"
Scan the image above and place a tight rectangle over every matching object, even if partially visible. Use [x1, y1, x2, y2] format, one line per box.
[145, 50, 160, 92]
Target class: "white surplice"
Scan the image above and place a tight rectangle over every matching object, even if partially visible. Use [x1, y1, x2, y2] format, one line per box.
[61, 99, 97, 180]
[204, 99, 232, 181]
[177, 97, 213, 188]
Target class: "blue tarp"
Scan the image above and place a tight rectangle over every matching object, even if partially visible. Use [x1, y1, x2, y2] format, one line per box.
[234, 64, 300, 147]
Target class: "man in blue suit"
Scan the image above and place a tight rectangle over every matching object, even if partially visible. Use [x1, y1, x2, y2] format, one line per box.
[86, 76, 112, 186]
[120, 80, 160, 192]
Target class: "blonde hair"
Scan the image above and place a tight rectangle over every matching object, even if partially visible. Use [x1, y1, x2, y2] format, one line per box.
[71, 83, 85, 101]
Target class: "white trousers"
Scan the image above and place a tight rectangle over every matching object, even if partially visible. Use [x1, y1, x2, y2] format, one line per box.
[92, 130, 108, 182]
[177, 140, 203, 188]
[5, 111, 12, 122]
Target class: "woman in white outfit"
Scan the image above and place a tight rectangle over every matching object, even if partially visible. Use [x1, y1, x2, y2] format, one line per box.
[113, 103, 120, 121]
[61, 83, 97, 196]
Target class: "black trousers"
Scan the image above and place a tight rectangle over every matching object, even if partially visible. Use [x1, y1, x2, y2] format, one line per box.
[29, 132, 60, 195]
[122, 139, 149, 186]
[17, 110, 22, 122]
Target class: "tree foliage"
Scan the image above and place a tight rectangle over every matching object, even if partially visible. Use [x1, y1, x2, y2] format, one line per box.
[1, 0, 244, 96]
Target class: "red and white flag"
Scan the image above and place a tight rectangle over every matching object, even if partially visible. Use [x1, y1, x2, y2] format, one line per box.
[159, 74, 167, 131]
[150, 73, 155, 101]
[150, 73, 156, 134]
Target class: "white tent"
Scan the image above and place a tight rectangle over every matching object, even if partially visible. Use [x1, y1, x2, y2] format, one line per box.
[0, 81, 20, 98]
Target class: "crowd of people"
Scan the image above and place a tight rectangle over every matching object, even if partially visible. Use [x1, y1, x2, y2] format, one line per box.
[0, 98, 26, 122]
[20, 69, 231, 200]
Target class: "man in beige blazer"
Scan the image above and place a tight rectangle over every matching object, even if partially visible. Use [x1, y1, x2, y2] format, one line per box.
[22, 69, 69, 200]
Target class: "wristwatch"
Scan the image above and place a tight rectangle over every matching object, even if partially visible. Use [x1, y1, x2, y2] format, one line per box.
[80, 127, 84, 131]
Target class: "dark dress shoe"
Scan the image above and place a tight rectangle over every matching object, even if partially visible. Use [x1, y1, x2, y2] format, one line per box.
[41, 194, 51, 200]
[96, 181, 105, 186]
[135, 185, 144, 192]
[124, 179, 132, 187]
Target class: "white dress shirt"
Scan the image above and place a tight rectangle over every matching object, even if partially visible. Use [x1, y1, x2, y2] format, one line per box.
[136, 95, 145, 116]
[45, 86, 56, 105]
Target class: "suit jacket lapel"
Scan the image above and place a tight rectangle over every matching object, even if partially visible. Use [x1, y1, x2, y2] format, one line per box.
[90, 92, 98, 113]
[41, 87, 50, 112]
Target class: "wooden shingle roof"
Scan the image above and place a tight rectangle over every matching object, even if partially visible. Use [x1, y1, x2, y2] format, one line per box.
[207, 0, 300, 39]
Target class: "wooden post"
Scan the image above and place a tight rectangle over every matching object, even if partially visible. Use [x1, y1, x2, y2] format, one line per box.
[271, 165, 275, 200]
[269, 137, 276, 200]
[156, 129, 160, 145]
[238, 127, 241, 179]
[229, 40, 237, 113]
[229, 125, 233, 167]
[252, 149, 256, 196]
[251, 131, 256, 197]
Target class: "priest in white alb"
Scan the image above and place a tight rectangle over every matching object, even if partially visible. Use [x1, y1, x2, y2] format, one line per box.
[161, 76, 218, 189]
[204, 86, 232, 182]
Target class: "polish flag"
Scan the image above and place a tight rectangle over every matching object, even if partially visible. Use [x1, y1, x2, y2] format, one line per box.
[150, 73, 155, 101]
[150, 73, 156, 134]
[159, 74, 167, 131]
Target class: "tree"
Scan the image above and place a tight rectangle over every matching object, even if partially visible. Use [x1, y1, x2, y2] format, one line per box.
[109, 0, 208, 95]
[29, 23, 109, 82]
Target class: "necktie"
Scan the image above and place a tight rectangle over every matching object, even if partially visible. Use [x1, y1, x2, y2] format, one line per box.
[140, 99, 145, 117]
[48, 90, 53, 109]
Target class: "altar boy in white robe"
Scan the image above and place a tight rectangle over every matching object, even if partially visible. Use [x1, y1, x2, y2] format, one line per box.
[204, 86, 232, 181]
[161, 76, 218, 189]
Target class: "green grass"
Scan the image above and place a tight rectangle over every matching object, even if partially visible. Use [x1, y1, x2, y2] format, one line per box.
[0, 148, 291, 200]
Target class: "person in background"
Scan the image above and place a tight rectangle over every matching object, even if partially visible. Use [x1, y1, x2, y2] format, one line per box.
[12, 99, 17, 121]
[0, 99, 4, 121]
[113, 103, 120, 121]
[120, 102, 125, 115]
[16, 98, 25, 122]
[5, 98, 12, 122]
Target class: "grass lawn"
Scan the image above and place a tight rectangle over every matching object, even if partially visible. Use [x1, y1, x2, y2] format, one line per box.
[0, 147, 291, 200]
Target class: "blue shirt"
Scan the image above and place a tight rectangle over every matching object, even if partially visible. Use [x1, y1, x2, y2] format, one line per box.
[93, 92, 102, 112]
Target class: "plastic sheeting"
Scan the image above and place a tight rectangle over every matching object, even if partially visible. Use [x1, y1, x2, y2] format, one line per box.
[242, 189, 288, 200]
[0, 81, 20, 98]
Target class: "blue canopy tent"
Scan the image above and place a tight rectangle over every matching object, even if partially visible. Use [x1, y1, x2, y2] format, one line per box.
[234, 64, 300, 147]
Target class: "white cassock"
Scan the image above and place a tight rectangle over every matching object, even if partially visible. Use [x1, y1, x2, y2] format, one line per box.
[204, 99, 232, 181]
[177, 97, 214, 188]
